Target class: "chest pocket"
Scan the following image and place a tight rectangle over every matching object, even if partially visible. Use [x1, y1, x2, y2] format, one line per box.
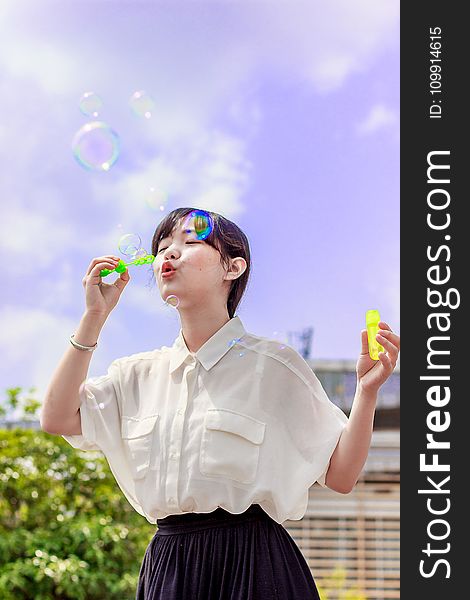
[121, 414, 159, 480]
[200, 408, 266, 485]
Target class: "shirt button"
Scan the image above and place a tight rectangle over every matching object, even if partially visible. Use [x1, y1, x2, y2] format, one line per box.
[169, 497, 175, 503]
[170, 452, 177, 460]
[177, 409, 183, 415]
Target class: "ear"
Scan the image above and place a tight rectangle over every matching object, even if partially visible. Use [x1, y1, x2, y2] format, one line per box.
[224, 257, 247, 281]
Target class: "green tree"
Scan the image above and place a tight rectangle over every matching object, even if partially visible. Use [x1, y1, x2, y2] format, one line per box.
[0, 419, 156, 599]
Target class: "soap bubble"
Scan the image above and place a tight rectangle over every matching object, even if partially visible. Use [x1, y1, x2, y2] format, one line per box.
[146, 187, 169, 212]
[133, 248, 148, 259]
[129, 90, 155, 119]
[165, 295, 180, 308]
[72, 121, 120, 172]
[79, 92, 103, 118]
[228, 337, 246, 358]
[80, 380, 108, 411]
[118, 233, 142, 257]
[228, 337, 243, 349]
[182, 209, 213, 241]
[272, 330, 288, 351]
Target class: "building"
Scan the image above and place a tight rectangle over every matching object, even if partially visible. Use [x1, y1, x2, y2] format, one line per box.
[282, 359, 400, 599]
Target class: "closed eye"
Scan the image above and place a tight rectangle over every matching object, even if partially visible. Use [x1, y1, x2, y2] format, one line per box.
[157, 241, 200, 253]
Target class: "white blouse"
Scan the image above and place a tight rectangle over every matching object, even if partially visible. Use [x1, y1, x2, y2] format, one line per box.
[62, 315, 348, 525]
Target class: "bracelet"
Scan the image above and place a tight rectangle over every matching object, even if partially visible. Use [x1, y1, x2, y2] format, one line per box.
[70, 334, 98, 352]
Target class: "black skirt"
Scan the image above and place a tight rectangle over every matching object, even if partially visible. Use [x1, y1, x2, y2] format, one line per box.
[136, 504, 320, 600]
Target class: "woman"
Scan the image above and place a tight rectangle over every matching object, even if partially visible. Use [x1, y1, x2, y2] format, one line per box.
[43, 207, 400, 599]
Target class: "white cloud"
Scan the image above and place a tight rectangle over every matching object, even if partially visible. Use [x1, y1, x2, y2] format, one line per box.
[357, 104, 399, 136]
[0, 307, 78, 400]
[2, 205, 76, 275]
[92, 129, 252, 239]
[235, 0, 399, 92]
[0, 304, 127, 402]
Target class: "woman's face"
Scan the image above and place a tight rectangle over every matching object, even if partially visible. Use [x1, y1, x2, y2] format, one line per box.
[153, 219, 229, 304]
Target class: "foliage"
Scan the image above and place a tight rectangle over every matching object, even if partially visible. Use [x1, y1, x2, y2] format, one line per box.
[0, 427, 156, 599]
[316, 566, 367, 600]
[0, 387, 41, 422]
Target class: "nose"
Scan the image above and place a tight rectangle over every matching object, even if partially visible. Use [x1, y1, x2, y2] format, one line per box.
[164, 250, 177, 261]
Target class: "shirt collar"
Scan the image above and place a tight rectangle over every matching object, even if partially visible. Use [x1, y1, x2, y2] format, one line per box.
[169, 315, 246, 374]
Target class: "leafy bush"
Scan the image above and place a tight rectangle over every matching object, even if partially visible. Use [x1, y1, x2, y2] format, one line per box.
[0, 427, 156, 599]
[316, 566, 367, 600]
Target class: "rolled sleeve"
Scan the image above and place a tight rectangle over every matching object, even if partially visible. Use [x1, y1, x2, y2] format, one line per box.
[61, 358, 150, 520]
[62, 359, 121, 452]
[307, 378, 349, 488]
[277, 351, 349, 492]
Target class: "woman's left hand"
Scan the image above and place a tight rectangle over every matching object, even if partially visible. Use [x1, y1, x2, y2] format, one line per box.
[356, 321, 400, 394]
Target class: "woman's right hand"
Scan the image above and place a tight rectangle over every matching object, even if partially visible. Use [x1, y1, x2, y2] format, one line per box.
[82, 255, 131, 317]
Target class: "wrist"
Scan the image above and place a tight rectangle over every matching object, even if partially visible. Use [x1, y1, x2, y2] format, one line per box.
[83, 310, 108, 326]
[357, 380, 378, 403]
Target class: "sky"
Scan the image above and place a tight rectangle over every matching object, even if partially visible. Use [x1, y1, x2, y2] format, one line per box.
[0, 0, 399, 398]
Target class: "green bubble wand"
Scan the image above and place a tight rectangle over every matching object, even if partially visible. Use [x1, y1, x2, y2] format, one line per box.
[99, 254, 155, 277]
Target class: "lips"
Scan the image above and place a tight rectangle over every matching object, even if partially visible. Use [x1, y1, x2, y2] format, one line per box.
[162, 270, 177, 279]
[161, 260, 177, 277]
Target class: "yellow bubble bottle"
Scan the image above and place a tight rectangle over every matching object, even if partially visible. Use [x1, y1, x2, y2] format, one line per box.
[366, 309, 384, 361]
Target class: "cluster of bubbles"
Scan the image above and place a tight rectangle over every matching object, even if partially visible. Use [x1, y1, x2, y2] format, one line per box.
[118, 233, 142, 257]
[71, 90, 160, 186]
[72, 90, 120, 172]
[117, 232, 152, 264]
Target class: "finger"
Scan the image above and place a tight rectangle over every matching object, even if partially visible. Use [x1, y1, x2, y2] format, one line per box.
[85, 256, 121, 277]
[378, 321, 392, 332]
[376, 333, 399, 361]
[360, 329, 369, 355]
[379, 351, 393, 373]
[113, 267, 130, 291]
[83, 261, 117, 285]
[377, 328, 400, 351]
[87, 261, 119, 282]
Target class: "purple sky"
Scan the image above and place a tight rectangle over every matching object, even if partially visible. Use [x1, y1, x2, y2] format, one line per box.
[0, 0, 399, 397]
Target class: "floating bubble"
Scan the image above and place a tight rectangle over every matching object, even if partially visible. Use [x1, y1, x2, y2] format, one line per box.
[79, 380, 107, 411]
[118, 233, 142, 257]
[182, 209, 213, 241]
[133, 248, 148, 259]
[228, 337, 242, 349]
[129, 90, 156, 119]
[72, 121, 120, 172]
[272, 330, 288, 351]
[146, 187, 169, 212]
[165, 295, 180, 308]
[79, 92, 103, 118]
[227, 337, 245, 357]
